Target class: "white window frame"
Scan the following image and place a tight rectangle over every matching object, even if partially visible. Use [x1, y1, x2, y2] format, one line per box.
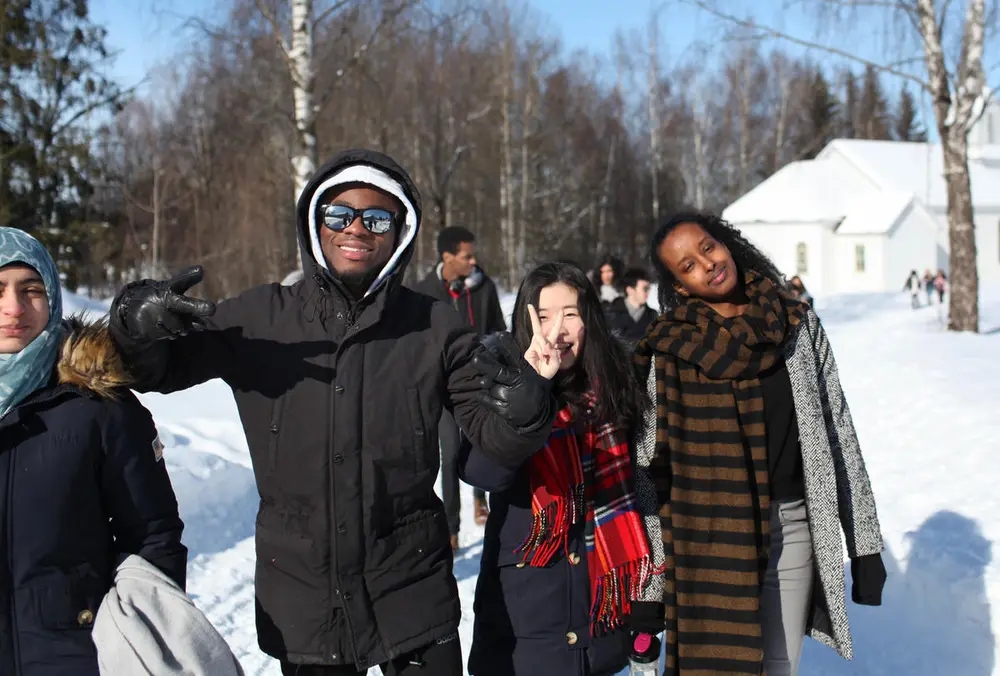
[795, 242, 808, 275]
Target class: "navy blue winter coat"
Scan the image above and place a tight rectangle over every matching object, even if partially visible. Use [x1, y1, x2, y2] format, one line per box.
[460, 441, 631, 676]
[0, 322, 187, 676]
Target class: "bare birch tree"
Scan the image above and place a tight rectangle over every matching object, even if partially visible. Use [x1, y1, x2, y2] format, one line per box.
[648, 14, 662, 224]
[253, 0, 417, 268]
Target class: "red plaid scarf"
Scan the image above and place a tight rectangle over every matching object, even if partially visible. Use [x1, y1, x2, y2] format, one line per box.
[517, 404, 660, 635]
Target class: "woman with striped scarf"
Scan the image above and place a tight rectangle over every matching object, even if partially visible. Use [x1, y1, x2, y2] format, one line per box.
[461, 262, 660, 676]
[634, 212, 886, 676]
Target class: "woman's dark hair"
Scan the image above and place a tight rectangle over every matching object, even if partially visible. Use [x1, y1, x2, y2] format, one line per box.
[592, 255, 624, 286]
[650, 211, 787, 311]
[511, 261, 646, 431]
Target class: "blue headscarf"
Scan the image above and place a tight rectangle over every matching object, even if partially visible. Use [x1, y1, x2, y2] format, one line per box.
[0, 228, 63, 419]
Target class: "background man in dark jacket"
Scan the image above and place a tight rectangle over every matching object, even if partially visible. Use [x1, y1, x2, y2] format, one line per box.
[412, 226, 506, 547]
[107, 149, 555, 676]
[605, 266, 658, 345]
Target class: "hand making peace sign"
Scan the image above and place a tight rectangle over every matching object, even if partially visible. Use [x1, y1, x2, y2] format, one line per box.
[523, 304, 565, 380]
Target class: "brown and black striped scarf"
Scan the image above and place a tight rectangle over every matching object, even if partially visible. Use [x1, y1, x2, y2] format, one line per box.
[634, 271, 807, 676]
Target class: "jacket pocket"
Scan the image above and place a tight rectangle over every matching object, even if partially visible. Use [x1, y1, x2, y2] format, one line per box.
[255, 522, 315, 580]
[480, 557, 575, 640]
[26, 563, 106, 631]
[266, 397, 285, 473]
[404, 387, 430, 473]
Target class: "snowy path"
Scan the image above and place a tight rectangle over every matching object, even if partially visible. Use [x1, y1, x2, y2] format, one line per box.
[108, 289, 1000, 676]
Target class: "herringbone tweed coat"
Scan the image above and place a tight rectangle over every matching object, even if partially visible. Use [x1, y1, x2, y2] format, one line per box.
[634, 307, 883, 660]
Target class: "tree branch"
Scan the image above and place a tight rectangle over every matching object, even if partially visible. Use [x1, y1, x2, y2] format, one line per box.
[182, 15, 238, 42]
[52, 79, 146, 139]
[683, 0, 931, 91]
[314, 0, 356, 27]
[254, 0, 295, 75]
[315, 0, 419, 112]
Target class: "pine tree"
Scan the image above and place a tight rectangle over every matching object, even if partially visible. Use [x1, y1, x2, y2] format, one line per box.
[842, 70, 858, 138]
[895, 87, 928, 142]
[0, 0, 126, 287]
[797, 69, 840, 159]
[857, 65, 891, 139]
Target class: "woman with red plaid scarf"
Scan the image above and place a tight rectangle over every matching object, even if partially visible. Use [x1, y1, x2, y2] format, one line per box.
[460, 261, 661, 676]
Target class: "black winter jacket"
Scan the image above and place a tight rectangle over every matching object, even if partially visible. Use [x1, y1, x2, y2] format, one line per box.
[604, 297, 657, 345]
[110, 149, 555, 670]
[412, 264, 507, 335]
[0, 321, 186, 676]
[460, 443, 630, 676]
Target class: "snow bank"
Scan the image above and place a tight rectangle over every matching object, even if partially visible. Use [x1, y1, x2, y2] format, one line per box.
[132, 285, 1000, 675]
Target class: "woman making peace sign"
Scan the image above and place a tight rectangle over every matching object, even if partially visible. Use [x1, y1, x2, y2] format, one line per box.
[461, 261, 661, 676]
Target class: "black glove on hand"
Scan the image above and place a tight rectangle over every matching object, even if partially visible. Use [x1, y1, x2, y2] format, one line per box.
[851, 553, 887, 606]
[627, 601, 666, 635]
[473, 332, 553, 430]
[111, 266, 216, 342]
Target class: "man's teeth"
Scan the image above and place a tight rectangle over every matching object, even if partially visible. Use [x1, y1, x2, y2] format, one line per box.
[340, 245, 367, 252]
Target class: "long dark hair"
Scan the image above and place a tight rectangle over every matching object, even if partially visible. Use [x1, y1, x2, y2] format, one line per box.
[592, 255, 624, 288]
[511, 261, 646, 431]
[650, 211, 788, 311]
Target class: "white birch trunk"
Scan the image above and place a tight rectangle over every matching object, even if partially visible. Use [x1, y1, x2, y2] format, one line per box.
[648, 19, 660, 223]
[518, 66, 534, 276]
[692, 94, 707, 210]
[290, 0, 316, 269]
[500, 11, 516, 288]
[151, 155, 161, 277]
[737, 52, 752, 194]
[916, 0, 983, 332]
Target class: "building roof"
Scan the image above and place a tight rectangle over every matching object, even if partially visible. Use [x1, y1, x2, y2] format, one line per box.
[722, 157, 877, 225]
[819, 139, 1000, 210]
[724, 136, 1000, 236]
[835, 191, 914, 235]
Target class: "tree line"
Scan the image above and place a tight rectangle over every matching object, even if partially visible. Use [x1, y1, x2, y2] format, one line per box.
[0, 0, 937, 300]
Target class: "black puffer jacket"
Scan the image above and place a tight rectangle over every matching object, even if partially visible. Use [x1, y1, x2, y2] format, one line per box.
[0, 322, 186, 676]
[605, 297, 657, 345]
[412, 264, 508, 334]
[110, 149, 555, 670]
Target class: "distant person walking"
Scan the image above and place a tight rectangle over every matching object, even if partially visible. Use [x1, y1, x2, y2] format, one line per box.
[923, 269, 934, 305]
[904, 270, 922, 309]
[789, 275, 813, 307]
[934, 269, 948, 305]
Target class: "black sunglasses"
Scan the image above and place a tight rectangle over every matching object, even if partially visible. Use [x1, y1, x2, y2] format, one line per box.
[319, 204, 396, 235]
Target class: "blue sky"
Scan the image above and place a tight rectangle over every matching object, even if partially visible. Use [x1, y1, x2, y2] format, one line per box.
[89, 0, 940, 125]
[90, 1, 839, 87]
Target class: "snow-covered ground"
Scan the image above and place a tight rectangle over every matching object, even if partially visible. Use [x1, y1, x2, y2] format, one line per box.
[63, 287, 1000, 675]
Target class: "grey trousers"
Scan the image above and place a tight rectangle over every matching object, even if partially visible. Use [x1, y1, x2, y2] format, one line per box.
[761, 498, 815, 676]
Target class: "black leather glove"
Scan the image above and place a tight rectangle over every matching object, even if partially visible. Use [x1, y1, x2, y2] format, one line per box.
[472, 332, 553, 430]
[627, 601, 666, 635]
[111, 266, 216, 342]
[851, 553, 887, 606]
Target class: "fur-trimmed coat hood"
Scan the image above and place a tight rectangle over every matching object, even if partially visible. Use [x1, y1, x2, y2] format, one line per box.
[55, 317, 131, 399]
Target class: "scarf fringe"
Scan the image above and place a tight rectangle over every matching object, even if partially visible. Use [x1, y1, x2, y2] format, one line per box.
[590, 555, 663, 635]
[516, 482, 586, 566]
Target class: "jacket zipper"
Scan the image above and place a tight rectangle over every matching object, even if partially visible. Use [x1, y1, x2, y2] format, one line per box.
[5, 447, 20, 676]
[314, 273, 358, 329]
[315, 272, 361, 663]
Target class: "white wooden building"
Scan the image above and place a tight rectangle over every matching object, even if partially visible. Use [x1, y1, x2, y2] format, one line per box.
[721, 113, 1000, 295]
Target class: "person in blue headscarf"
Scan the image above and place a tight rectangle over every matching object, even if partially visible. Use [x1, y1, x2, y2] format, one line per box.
[0, 227, 187, 676]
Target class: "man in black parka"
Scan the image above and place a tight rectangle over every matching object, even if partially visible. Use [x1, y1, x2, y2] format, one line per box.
[412, 226, 507, 545]
[107, 150, 555, 675]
